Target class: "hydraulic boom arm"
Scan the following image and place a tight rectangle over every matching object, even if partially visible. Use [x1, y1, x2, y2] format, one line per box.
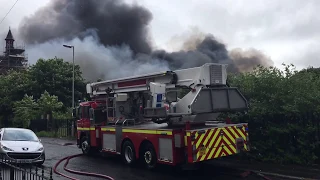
[85, 63, 248, 125]
[86, 63, 228, 95]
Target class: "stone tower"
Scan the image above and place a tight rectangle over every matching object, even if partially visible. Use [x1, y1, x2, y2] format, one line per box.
[0, 28, 28, 74]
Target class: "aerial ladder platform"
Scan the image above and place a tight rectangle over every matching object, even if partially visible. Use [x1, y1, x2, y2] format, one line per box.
[75, 63, 250, 169]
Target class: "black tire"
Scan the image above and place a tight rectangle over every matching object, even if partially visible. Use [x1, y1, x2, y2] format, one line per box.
[80, 136, 95, 155]
[36, 160, 45, 166]
[121, 141, 136, 166]
[35, 153, 45, 166]
[140, 142, 157, 170]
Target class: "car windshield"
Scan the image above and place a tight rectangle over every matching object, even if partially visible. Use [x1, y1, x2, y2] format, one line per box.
[2, 129, 38, 141]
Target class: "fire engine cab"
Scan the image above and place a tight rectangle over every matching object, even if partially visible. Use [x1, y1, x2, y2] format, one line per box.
[73, 63, 249, 169]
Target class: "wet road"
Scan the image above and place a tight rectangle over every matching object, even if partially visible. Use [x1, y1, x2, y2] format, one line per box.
[40, 138, 288, 180]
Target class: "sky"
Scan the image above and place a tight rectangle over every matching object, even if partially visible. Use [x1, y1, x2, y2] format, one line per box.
[0, 0, 319, 72]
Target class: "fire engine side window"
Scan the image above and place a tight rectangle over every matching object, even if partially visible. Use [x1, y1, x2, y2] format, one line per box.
[78, 106, 82, 118]
[82, 106, 90, 118]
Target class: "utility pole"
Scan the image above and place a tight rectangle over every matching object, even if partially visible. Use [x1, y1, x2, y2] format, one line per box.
[72, 46, 75, 109]
[63, 44, 75, 108]
[63, 44, 75, 137]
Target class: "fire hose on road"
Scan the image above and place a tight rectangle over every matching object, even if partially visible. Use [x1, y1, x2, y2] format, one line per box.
[53, 153, 115, 180]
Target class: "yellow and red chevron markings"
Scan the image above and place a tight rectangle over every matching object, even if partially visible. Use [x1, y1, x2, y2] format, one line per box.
[189, 124, 249, 162]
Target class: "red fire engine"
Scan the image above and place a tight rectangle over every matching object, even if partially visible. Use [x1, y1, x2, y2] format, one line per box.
[73, 63, 249, 169]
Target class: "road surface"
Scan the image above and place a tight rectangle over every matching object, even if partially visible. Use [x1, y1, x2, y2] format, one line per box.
[40, 137, 312, 180]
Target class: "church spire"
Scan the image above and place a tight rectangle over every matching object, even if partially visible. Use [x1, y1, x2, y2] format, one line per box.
[5, 27, 14, 50]
[5, 27, 14, 41]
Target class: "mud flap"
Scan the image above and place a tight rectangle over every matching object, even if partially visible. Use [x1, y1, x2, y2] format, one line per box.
[115, 126, 123, 153]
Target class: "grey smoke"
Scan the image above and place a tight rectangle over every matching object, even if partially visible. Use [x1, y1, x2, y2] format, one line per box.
[19, 0, 153, 54]
[151, 35, 237, 72]
[25, 30, 170, 81]
[229, 48, 274, 72]
[18, 0, 274, 81]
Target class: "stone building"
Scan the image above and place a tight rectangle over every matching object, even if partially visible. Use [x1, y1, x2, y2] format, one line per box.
[0, 28, 28, 74]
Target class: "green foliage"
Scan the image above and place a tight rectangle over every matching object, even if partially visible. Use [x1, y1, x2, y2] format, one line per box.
[0, 70, 33, 114]
[228, 64, 320, 165]
[38, 91, 63, 114]
[12, 94, 38, 128]
[0, 57, 87, 126]
[53, 107, 73, 120]
[36, 131, 57, 138]
[28, 57, 87, 107]
[13, 91, 65, 128]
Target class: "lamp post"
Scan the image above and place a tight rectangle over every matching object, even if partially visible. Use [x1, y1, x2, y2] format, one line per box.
[63, 44, 75, 137]
[63, 44, 75, 109]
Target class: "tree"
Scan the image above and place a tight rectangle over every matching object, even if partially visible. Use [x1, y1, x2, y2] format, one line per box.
[0, 70, 33, 126]
[28, 57, 87, 108]
[12, 94, 38, 128]
[0, 57, 88, 125]
[53, 107, 73, 120]
[227, 64, 320, 165]
[38, 91, 64, 120]
[13, 91, 64, 128]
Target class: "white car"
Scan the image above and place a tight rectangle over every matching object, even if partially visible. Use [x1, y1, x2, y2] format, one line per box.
[0, 128, 45, 165]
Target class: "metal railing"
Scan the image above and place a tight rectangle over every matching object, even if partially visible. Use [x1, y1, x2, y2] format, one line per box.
[29, 118, 75, 138]
[0, 155, 53, 180]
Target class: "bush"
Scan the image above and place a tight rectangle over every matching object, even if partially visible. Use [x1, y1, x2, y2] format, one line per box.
[36, 131, 57, 138]
[227, 64, 320, 165]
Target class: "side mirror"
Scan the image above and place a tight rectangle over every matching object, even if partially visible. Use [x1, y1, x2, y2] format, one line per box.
[166, 91, 178, 103]
[89, 108, 94, 121]
[72, 108, 76, 118]
[39, 139, 41, 142]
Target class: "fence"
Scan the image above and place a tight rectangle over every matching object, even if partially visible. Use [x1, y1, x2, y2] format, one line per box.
[52, 119, 75, 137]
[29, 118, 75, 138]
[0, 155, 53, 180]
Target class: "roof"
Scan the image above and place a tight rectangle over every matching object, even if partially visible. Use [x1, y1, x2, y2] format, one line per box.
[5, 28, 14, 41]
[2, 127, 32, 131]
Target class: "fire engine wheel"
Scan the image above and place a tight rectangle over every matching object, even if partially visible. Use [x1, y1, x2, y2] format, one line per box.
[121, 141, 136, 165]
[141, 143, 157, 170]
[80, 136, 95, 155]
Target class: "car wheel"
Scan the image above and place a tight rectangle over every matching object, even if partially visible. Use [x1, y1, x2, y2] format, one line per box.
[36, 160, 45, 166]
[122, 141, 136, 166]
[35, 154, 45, 166]
[140, 142, 157, 170]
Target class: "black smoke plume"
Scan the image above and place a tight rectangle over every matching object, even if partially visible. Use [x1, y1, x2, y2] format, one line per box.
[19, 0, 153, 54]
[18, 0, 273, 81]
[151, 35, 238, 72]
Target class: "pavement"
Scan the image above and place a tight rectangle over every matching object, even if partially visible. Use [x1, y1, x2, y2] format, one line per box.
[39, 137, 320, 180]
